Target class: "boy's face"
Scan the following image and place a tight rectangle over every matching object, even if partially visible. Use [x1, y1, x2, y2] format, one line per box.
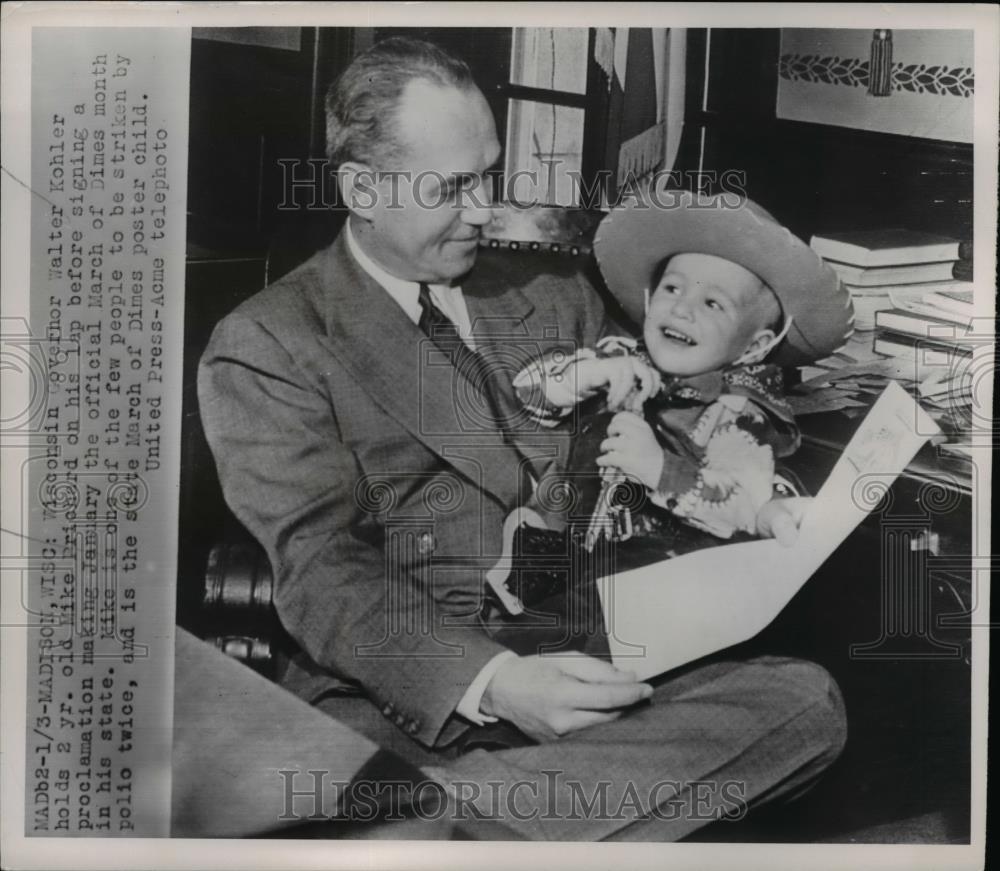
[643, 253, 779, 377]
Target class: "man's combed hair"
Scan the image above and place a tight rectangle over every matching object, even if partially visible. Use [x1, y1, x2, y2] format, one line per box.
[325, 37, 475, 169]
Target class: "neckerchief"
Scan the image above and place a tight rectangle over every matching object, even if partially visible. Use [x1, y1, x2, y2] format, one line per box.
[629, 346, 799, 459]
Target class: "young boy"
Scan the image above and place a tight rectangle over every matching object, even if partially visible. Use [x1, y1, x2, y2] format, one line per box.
[514, 191, 855, 541]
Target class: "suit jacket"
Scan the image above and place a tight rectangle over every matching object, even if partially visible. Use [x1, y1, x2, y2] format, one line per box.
[172, 628, 455, 838]
[198, 232, 608, 748]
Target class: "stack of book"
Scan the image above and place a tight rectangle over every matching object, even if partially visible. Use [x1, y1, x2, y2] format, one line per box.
[787, 289, 976, 448]
[871, 286, 975, 360]
[870, 286, 975, 423]
[809, 229, 972, 330]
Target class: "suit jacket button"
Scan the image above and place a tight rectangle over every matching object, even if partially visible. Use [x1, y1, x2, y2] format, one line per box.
[382, 703, 394, 717]
[394, 713, 406, 727]
[417, 532, 435, 555]
[405, 720, 420, 735]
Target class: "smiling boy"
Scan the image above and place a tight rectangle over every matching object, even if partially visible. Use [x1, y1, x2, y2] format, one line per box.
[515, 191, 854, 539]
[643, 252, 782, 376]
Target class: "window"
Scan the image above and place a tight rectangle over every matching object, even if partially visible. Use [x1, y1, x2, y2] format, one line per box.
[503, 28, 591, 206]
[500, 27, 672, 207]
[373, 27, 675, 208]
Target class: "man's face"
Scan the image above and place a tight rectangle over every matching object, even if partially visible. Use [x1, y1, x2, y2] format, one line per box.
[642, 253, 778, 377]
[356, 80, 500, 284]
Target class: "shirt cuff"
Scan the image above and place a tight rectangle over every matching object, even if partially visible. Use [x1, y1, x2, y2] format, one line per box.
[512, 349, 596, 421]
[773, 472, 802, 497]
[455, 650, 519, 726]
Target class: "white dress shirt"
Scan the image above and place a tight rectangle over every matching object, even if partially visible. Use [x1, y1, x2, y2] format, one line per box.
[345, 220, 477, 349]
[345, 219, 517, 725]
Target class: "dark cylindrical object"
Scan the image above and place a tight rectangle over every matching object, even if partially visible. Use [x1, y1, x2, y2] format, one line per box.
[868, 29, 893, 97]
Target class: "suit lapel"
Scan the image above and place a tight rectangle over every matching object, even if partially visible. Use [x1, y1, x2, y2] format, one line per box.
[312, 235, 526, 509]
[464, 266, 573, 483]
[463, 262, 536, 341]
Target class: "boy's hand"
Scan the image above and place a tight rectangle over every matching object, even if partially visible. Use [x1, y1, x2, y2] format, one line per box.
[609, 356, 661, 411]
[756, 496, 812, 546]
[596, 411, 664, 490]
[573, 356, 660, 410]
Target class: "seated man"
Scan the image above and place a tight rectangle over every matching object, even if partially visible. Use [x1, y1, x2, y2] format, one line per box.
[198, 36, 846, 840]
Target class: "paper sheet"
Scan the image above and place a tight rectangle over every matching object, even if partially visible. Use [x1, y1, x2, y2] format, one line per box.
[597, 382, 941, 680]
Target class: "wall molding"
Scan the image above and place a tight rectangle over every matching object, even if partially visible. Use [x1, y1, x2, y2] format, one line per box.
[779, 54, 974, 98]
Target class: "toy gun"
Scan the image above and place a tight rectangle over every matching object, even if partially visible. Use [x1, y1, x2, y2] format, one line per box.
[583, 467, 634, 550]
[582, 384, 649, 551]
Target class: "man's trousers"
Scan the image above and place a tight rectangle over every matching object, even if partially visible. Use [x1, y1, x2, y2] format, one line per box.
[316, 654, 847, 841]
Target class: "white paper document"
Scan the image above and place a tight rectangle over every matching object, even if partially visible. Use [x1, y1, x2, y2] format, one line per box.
[597, 381, 942, 680]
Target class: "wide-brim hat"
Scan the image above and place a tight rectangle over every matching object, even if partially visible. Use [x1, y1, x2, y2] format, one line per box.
[593, 189, 854, 367]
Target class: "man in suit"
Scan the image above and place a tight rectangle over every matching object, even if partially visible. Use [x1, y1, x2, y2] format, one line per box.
[172, 628, 474, 839]
[198, 37, 846, 840]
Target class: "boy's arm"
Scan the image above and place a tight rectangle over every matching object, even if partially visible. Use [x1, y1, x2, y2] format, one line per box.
[512, 343, 660, 426]
[511, 347, 600, 425]
[652, 424, 776, 538]
[650, 397, 787, 538]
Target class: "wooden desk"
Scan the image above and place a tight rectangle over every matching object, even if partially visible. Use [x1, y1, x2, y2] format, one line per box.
[794, 405, 973, 659]
[797, 407, 973, 495]
[720, 400, 975, 842]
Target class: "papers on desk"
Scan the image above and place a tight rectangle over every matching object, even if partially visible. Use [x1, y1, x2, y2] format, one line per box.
[785, 387, 869, 416]
[789, 327, 976, 444]
[597, 382, 940, 681]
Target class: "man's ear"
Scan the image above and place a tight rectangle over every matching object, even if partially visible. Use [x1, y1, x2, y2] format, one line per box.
[338, 161, 379, 221]
[735, 328, 777, 366]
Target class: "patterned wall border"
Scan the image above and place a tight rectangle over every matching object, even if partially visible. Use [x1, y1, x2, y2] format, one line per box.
[779, 54, 974, 98]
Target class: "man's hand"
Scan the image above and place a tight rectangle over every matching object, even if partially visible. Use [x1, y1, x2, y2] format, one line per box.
[480, 654, 653, 742]
[755, 496, 812, 546]
[596, 411, 664, 490]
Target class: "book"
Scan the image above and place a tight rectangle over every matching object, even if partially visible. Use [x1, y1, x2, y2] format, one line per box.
[874, 308, 971, 341]
[850, 279, 970, 299]
[873, 331, 972, 359]
[887, 282, 975, 325]
[926, 287, 975, 317]
[829, 260, 959, 287]
[810, 229, 963, 267]
[845, 289, 891, 331]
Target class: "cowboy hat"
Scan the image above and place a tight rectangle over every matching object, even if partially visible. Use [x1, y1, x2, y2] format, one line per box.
[593, 189, 854, 367]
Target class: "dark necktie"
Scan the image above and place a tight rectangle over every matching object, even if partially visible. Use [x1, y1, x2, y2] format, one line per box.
[417, 283, 512, 434]
[417, 282, 541, 516]
[416, 284, 537, 506]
